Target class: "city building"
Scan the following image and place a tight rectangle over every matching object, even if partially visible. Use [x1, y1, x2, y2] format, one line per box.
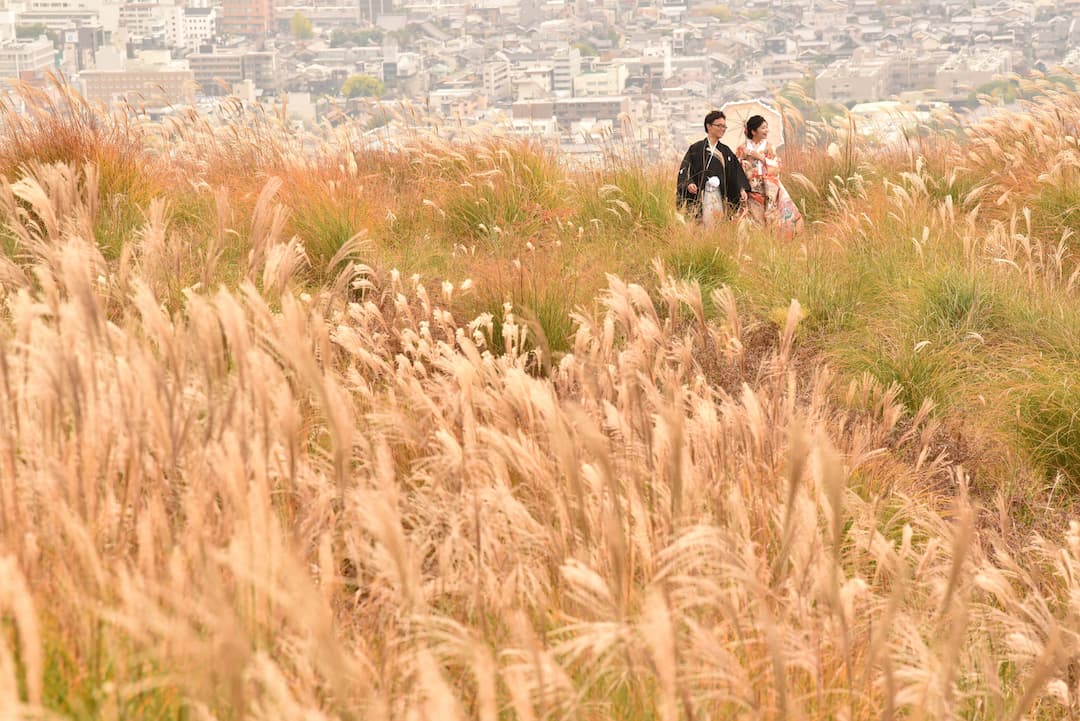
[187, 48, 277, 95]
[886, 48, 943, 95]
[482, 56, 511, 101]
[220, 0, 272, 38]
[551, 45, 580, 96]
[59, 23, 104, 73]
[0, 37, 55, 79]
[572, 63, 626, 97]
[79, 66, 193, 103]
[182, 7, 218, 50]
[359, 0, 396, 22]
[119, 3, 169, 40]
[935, 50, 1011, 101]
[815, 49, 890, 104]
[427, 86, 486, 117]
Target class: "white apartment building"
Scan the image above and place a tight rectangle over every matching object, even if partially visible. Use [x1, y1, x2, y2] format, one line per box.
[513, 63, 552, 99]
[119, 2, 169, 38]
[182, 6, 216, 49]
[816, 51, 891, 104]
[22, 0, 97, 13]
[162, 5, 181, 47]
[17, 0, 102, 30]
[551, 46, 580, 97]
[573, 63, 627, 97]
[482, 57, 511, 101]
[0, 36, 54, 77]
[935, 50, 1011, 101]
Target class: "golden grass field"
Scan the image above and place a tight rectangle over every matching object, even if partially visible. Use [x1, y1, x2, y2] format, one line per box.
[1, 77, 1080, 719]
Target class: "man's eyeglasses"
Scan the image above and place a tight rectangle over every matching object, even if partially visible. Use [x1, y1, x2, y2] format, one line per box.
[710, 122, 726, 128]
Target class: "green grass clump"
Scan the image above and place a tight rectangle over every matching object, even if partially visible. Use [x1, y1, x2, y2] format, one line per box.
[438, 140, 568, 252]
[285, 180, 371, 274]
[915, 269, 1006, 341]
[462, 256, 581, 360]
[573, 164, 675, 236]
[845, 333, 963, 413]
[1012, 364, 1080, 490]
[1029, 172, 1080, 241]
[661, 241, 736, 317]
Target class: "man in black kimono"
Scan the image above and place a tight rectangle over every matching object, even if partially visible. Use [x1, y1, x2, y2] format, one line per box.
[676, 110, 750, 221]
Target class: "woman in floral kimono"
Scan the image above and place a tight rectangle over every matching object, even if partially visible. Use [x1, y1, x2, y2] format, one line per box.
[736, 115, 804, 240]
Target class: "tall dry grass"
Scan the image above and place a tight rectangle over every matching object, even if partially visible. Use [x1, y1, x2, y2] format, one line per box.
[0, 79, 1079, 720]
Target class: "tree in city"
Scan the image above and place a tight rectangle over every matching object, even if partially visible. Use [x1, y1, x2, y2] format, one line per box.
[15, 23, 61, 45]
[331, 28, 382, 47]
[15, 23, 48, 39]
[973, 78, 1020, 104]
[290, 12, 314, 40]
[572, 40, 597, 57]
[342, 74, 385, 98]
[701, 4, 732, 20]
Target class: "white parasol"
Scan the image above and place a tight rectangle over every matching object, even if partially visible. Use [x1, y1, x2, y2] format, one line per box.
[719, 98, 784, 150]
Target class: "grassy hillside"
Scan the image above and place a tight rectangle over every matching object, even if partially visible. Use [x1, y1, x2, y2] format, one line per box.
[1, 78, 1080, 719]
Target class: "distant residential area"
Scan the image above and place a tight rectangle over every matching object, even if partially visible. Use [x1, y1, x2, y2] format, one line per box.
[1, 0, 1078, 154]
